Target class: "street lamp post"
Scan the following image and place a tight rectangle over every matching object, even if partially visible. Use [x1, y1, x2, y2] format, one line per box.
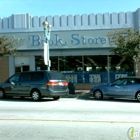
[42, 21, 52, 71]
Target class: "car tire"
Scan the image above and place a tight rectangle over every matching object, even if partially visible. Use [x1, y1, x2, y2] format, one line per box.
[94, 90, 103, 99]
[0, 89, 5, 99]
[53, 96, 60, 100]
[136, 92, 140, 102]
[31, 90, 41, 101]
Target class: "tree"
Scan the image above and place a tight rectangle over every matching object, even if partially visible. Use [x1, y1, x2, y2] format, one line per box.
[0, 35, 24, 56]
[108, 28, 140, 76]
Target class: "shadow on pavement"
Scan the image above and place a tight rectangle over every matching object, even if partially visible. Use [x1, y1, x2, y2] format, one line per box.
[75, 92, 139, 103]
[62, 91, 91, 100]
[0, 97, 56, 102]
[0, 91, 139, 103]
[62, 90, 139, 103]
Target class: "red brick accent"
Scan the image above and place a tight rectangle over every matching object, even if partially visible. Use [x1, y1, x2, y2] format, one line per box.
[0, 56, 9, 83]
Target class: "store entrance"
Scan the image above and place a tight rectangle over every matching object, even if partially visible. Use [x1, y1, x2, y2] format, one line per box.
[15, 65, 30, 73]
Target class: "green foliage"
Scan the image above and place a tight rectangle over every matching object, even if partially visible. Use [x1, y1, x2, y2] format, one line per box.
[0, 35, 24, 56]
[109, 28, 140, 61]
[108, 28, 140, 75]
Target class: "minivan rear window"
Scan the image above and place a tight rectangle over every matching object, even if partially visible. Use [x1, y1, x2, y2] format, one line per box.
[48, 71, 66, 80]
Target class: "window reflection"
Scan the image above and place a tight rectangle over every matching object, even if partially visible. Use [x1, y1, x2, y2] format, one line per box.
[50, 56, 58, 71]
[35, 55, 134, 73]
[59, 56, 82, 72]
[84, 55, 107, 71]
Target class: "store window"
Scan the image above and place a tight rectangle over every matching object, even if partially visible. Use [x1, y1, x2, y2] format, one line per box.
[109, 55, 134, 72]
[84, 55, 107, 72]
[35, 55, 134, 72]
[50, 56, 58, 71]
[58, 56, 82, 72]
[35, 55, 134, 83]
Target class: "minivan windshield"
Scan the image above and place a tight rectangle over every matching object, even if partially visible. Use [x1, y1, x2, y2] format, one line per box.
[48, 71, 66, 80]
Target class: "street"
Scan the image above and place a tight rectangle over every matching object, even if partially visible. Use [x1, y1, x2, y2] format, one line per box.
[0, 94, 140, 140]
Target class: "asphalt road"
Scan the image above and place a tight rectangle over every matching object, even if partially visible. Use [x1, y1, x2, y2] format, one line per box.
[0, 94, 140, 140]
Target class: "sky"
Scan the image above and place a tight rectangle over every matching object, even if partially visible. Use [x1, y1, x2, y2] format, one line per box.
[0, 0, 140, 18]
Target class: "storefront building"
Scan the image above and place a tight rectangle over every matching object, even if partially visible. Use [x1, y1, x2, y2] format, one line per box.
[0, 8, 140, 86]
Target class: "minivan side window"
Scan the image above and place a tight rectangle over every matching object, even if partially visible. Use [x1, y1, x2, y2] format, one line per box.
[31, 72, 44, 81]
[9, 73, 20, 83]
[19, 73, 32, 82]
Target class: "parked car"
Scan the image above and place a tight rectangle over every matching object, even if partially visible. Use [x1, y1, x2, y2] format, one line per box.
[0, 71, 69, 101]
[89, 76, 140, 102]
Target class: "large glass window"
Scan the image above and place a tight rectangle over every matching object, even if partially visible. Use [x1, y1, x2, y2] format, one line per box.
[50, 56, 58, 71]
[84, 55, 107, 72]
[35, 55, 134, 83]
[35, 55, 134, 72]
[59, 56, 82, 72]
[109, 55, 134, 72]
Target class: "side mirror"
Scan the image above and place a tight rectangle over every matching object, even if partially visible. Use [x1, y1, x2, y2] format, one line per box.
[11, 81, 15, 85]
[9, 80, 15, 85]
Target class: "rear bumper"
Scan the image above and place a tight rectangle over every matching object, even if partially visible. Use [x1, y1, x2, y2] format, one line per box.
[41, 88, 69, 97]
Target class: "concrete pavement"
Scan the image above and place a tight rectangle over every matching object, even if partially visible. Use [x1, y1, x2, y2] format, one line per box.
[62, 90, 90, 98]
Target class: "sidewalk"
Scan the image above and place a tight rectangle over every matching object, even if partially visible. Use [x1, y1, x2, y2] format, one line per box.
[75, 90, 89, 94]
[62, 90, 89, 98]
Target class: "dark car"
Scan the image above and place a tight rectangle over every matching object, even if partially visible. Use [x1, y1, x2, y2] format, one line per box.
[0, 71, 69, 101]
[89, 76, 140, 102]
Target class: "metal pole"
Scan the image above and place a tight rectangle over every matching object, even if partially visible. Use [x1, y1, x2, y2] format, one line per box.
[47, 42, 50, 71]
[82, 55, 85, 83]
[107, 55, 111, 83]
[43, 21, 51, 71]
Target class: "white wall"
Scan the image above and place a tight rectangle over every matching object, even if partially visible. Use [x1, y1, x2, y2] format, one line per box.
[0, 8, 140, 33]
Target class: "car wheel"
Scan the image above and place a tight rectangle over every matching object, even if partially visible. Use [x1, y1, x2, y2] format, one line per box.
[31, 90, 41, 101]
[136, 92, 140, 102]
[0, 89, 5, 99]
[94, 90, 103, 99]
[53, 96, 60, 100]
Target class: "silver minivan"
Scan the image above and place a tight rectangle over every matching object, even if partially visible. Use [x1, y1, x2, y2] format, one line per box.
[0, 71, 69, 101]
